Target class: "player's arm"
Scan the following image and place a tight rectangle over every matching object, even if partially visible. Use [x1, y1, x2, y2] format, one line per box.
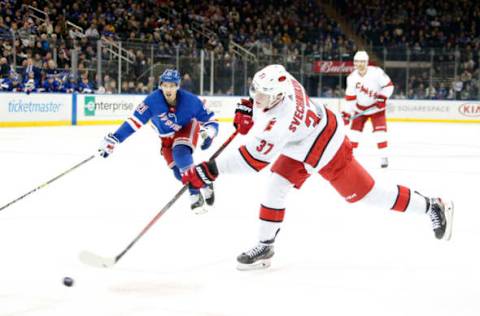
[113, 94, 158, 142]
[217, 117, 289, 174]
[342, 75, 357, 124]
[376, 68, 394, 109]
[195, 98, 219, 150]
[181, 118, 289, 189]
[98, 97, 154, 158]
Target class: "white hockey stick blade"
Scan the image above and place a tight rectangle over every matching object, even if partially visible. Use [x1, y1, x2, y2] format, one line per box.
[79, 250, 116, 268]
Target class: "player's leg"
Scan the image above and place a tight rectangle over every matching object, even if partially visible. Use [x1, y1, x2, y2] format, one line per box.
[320, 138, 453, 240]
[171, 120, 208, 214]
[237, 155, 310, 270]
[370, 111, 389, 168]
[349, 113, 368, 149]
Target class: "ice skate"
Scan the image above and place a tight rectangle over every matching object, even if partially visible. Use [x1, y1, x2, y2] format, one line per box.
[237, 244, 274, 271]
[190, 193, 207, 215]
[427, 198, 454, 240]
[381, 157, 388, 168]
[202, 183, 215, 206]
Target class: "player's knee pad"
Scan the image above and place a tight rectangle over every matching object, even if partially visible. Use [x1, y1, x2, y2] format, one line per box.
[172, 144, 193, 170]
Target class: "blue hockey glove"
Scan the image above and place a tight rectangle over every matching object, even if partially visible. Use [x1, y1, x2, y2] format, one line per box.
[199, 125, 217, 150]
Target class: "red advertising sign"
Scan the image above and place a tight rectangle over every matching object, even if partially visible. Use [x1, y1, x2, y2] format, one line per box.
[313, 61, 355, 74]
[458, 103, 480, 117]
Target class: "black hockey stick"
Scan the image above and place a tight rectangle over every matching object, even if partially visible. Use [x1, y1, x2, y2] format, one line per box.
[79, 130, 239, 268]
[0, 154, 96, 212]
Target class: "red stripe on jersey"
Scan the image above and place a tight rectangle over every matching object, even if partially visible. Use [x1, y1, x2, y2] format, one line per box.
[345, 95, 357, 101]
[259, 205, 285, 222]
[304, 109, 338, 168]
[382, 81, 394, 88]
[128, 117, 142, 129]
[239, 145, 269, 172]
[391, 185, 411, 212]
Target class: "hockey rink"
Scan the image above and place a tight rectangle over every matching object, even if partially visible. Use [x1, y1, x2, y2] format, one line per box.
[0, 121, 479, 316]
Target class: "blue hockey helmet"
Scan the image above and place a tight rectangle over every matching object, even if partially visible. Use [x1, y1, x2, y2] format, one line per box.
[159, 69, 181, 86]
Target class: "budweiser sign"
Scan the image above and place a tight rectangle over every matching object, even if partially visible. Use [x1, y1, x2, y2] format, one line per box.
[313, 61, 355, 74]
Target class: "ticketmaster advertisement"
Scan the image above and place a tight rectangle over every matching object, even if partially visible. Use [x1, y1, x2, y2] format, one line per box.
[0, 92, 71, 127]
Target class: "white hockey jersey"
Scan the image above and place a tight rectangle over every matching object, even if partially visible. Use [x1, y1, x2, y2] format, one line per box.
[344, 66, 394, 114]
[217, 77, 345, 175]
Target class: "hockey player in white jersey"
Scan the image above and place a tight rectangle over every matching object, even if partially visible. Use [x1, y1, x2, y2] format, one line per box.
[182, 64, 453, 271]
[342, 51, 394, 168]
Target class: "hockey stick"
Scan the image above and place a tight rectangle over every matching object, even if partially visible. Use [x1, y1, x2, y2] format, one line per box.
[0, 154, 96, 212]
[79, 130, 239, 268]
[350, 106, 381, 120]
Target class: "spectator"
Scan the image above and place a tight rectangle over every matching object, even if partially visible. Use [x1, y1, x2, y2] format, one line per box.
[180, 73, 193, 92]
[0, 57, 10, 77]
[452, 76, 463, 100]
[42, 74, 62, 92]
[78, 73, 94, 93]
[63, 74, 78, 93]
[21, 71, 40, 93]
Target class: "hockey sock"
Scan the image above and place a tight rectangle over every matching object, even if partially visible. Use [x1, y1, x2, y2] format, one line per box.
[173, 144, 200, 195]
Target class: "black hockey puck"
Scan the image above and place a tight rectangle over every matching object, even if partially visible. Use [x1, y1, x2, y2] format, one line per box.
[63, 277, 74, 287]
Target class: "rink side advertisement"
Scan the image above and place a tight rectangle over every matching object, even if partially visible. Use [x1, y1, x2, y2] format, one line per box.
[0, 92, 71, 127]
[0, 92, 479, 127]
[75, 94, 145, 125]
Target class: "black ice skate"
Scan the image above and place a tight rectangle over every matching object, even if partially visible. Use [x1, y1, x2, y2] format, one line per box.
[381, 157, 389, 168]
[203, 183, 215, 206]
[427, 198, 454, 240]
[190, 193, 207, 215]
[237, 243, 274, 271]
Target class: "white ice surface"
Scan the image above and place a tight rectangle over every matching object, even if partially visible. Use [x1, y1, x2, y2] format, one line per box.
[0, 122, 479, 316]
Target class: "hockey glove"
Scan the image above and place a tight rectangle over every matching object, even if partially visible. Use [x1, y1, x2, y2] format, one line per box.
[181, 160, 219, 189]
[341, 111, 351, 125]
[199, 125, 217, 150]
[98, 133, 120, 158]
[376, 95, 387, 109]
[233, 98, 254, 135]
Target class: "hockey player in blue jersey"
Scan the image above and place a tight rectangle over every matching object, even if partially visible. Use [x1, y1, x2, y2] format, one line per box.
[98, 69, 219, 214]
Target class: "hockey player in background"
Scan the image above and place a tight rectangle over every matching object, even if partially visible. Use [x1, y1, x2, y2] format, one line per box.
[98, 69, 219, 214]
[182, 64, 454, 270]
[342, 51, 394, 168]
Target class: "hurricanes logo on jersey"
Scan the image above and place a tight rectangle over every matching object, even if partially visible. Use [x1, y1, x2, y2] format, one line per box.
[264, 118, 277, 131]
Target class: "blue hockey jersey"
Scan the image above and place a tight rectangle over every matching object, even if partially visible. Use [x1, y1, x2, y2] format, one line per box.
[113, 89, 218, 142]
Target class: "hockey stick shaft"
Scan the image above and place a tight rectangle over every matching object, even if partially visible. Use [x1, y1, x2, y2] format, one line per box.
[0, 154, 96, 212]
[350, 106, 381, 120]
[111, 130, 239, 265]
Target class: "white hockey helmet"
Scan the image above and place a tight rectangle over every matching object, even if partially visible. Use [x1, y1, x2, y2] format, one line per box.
[353, 50, 369, 61]
[249, 64, 289, 109]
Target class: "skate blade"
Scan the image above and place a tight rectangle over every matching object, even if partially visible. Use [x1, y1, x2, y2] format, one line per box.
[236, 259, 271, 271]
[443, 200, 454, 241]
[192, 206, 208, 215]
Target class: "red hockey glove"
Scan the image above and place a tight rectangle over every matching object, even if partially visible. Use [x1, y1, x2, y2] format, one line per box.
[376, 95, 387, 109]
[182, 160, 219, 189]
[341, 111, 351, 125]
[233, 98, 254, 135]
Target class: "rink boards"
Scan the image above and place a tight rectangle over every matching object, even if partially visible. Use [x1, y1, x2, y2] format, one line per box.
[0, 92, 479, 127]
